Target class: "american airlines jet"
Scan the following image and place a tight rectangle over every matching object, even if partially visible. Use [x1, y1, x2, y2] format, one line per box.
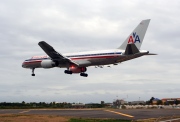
[22, 19, 156, 77]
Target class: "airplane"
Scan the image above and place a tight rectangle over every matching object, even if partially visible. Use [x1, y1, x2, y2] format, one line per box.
[22, 19, 156, 77]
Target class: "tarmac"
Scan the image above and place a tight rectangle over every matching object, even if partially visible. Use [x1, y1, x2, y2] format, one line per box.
[0, 109, 180, 120]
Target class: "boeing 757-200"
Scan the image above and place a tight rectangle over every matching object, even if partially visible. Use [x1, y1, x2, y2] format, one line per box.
[22, 19, 156, 77]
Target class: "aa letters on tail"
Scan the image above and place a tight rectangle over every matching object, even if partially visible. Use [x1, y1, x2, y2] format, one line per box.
[128, 32, 140, 44]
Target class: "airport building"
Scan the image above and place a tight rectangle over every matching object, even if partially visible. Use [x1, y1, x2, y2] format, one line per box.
[113, 99, 127, 108]
[152, 98, 161, 105]
[161, 98, 180, 105]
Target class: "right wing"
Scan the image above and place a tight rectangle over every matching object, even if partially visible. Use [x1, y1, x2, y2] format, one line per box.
[38, 41, 79, 66]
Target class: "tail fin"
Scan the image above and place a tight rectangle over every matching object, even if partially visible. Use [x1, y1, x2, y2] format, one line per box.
[124, 43, 139, 55]
[118, 19, 150, 50]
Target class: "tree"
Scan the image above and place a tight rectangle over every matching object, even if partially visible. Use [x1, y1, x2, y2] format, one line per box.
[149, 97, 155, 104]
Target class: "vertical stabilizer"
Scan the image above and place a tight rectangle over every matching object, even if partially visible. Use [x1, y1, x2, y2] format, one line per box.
[124, 44, 140, 55]
[118, 19, 150, 50]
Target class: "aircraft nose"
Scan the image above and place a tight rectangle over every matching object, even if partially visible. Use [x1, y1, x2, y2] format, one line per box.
[22, 62, 25, 68]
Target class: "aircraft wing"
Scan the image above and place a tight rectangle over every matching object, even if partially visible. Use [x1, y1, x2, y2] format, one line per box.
[38, 41, 79, 66]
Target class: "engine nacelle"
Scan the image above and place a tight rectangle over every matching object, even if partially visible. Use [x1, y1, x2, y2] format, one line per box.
[41, 60, 56, 68]
[69, 66, 87, 73]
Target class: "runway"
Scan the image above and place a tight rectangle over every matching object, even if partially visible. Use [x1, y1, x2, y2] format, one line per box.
[0, 109, 180, 120]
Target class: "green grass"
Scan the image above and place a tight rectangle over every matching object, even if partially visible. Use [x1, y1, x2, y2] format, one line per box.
[69, 118, 131, 122]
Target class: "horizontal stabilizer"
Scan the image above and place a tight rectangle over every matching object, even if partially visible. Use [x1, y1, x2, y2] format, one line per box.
[144, 53, 157, 55]
[124, 43, 139, 55]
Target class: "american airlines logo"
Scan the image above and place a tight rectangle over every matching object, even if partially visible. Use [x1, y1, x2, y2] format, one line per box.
[128, 32, 140, 44]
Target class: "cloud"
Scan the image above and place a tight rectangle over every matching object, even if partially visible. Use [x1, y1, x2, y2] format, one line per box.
[0, 0, 180, 103]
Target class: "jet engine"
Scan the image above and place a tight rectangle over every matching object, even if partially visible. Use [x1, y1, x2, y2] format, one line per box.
[41, 60, 58, 68]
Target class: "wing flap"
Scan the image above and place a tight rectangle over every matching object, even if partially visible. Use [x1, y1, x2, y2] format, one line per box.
[73, 60, 91, 67]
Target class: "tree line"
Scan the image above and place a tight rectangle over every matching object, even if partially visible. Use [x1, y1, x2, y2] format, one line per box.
[0, 101, 72, 109]
[0, 101, 104, 109]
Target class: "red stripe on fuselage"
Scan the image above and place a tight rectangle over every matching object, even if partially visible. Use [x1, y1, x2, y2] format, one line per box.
[23, 60, 42, 64]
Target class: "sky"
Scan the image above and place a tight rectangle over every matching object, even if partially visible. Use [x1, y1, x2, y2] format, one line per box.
[0, 0, 180, 103]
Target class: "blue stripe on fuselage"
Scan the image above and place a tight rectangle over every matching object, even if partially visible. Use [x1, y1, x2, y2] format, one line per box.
[25, 58, 49, 62]
[66, 52, 121, 58]
[25, 52, 122, 61]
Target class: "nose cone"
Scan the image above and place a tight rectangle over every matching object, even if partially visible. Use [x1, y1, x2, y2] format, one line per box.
[22, 62, 25, 68]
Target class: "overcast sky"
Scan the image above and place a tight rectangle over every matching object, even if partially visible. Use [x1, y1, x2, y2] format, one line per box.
[0, 0, 180, 103]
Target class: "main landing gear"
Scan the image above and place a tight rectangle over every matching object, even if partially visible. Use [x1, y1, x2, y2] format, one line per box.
[64, 70, 88, 77]
[64, 70, 72, 74]
[31, 68, 35, 76]
[80, 72, 88, 77]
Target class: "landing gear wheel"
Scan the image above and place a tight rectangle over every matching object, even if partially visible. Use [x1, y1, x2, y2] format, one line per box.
[64, 70, 72, 74]
[31, 68, 35, 76]
[80, 73, 88, 77]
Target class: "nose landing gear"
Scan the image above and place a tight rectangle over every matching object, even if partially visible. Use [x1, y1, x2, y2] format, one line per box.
[31, 68, 35, 76]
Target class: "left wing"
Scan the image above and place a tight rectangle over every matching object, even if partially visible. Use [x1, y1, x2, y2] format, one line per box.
[38, 41, 79, 66]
